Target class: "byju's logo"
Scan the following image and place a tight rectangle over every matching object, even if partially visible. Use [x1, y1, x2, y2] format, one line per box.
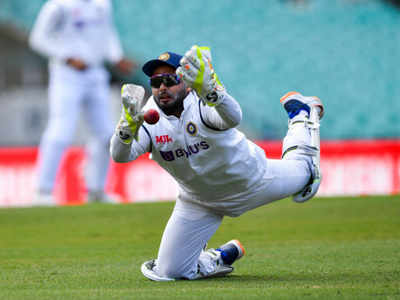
[159, 141, 210, 161]
[159, 150, 175, 161]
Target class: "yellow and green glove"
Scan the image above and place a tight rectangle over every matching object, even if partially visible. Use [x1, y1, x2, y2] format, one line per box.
[116, 84, 147, 144]
[176, 45, 225, 106]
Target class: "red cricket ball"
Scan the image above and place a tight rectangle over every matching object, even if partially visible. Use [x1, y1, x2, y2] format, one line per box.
[144, 109, 160, 125]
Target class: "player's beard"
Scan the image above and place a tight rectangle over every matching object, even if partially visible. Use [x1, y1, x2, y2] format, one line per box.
[154, 87, 188, 117]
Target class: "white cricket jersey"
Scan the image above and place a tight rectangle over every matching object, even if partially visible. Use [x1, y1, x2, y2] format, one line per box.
[29, 0, 123, 82]
[111, 92, 269, 209]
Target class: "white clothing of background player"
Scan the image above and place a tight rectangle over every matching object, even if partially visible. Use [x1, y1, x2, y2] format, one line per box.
[29, 0, 134, 205]
[110, 45, 324, 281]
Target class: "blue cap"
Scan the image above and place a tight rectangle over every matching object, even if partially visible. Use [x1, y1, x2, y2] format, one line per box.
[142, 51, 183, 77]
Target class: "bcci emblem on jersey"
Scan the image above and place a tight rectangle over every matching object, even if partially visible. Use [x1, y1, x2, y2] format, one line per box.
[186, 122, 197, 136]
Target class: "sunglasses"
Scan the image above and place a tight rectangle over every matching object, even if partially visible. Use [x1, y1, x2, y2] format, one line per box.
[150, 73, 181, 88]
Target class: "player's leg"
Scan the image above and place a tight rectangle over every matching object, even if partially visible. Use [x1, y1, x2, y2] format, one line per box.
[153, 201, 223, 280]
[36, 80, 83, 204]
[141, 199, 245, 281]
[84, 82, 114, 203]
[255, 158, 312, 201]
[240, 91, 324, 211]
[280, 91, 324, 202]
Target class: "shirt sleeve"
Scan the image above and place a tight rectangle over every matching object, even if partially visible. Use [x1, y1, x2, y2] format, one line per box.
[105, 2, 124, 64]
[28, 1, 70, 60]
[199, 92, 243, 130]
[110, 127, 151, 162]
[106, 23, 124, 64]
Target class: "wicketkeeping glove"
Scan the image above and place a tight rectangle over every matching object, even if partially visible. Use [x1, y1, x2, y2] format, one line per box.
[176, 45, 225, 106]
[116, 84, 147, 144]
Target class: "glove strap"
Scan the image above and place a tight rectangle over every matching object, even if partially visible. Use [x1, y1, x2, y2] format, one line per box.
[204, 89, 225, 107]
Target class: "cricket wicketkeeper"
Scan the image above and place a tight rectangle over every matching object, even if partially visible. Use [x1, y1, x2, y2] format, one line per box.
[110, 45, 324, 281]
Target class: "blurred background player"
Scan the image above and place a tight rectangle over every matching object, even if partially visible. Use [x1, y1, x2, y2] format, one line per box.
[29, 0, 135, 205]
[110, 46, 324, 280]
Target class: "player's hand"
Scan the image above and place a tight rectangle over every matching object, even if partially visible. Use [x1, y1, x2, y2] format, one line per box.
[66, 58, 88, 71]
[176, 45, 225, 106]
[116, 84, 147, 144]
[114, 58, 136, 75]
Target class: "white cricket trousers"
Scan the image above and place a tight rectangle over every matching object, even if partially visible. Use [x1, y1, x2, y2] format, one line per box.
[155, 120, 313, 280]
[36, 74, 114, 194]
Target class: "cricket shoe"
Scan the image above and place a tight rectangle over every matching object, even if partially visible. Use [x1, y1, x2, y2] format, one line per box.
[216, 239, 245, 265]
[142, 240, 245, 281]
[141, 259, 175, 282]
[141, 254, 235, 281]
[195, 239, 246, 279]
[35, 192, 56, 207]
[280, 91, 324, 120]
[86, 191, 119, 204]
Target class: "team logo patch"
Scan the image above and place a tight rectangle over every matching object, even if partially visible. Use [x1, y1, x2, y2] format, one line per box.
[186, 122, 197, 136]
[158, 52, 170, 61]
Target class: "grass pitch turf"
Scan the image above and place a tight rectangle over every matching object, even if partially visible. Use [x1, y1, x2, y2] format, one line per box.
[0, 195, 399, 299]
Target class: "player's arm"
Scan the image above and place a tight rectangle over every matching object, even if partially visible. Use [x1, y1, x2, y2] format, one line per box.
[199, 93, 242, 130]
[110, 84, 151, 163]
[29, 2, 88, 71]
[103, 1, 135, 75]
[29, 1, 68, 60]
[110, 128, 150, 163]
[177, 45, 242, 130]
[104, 2, 123, 65]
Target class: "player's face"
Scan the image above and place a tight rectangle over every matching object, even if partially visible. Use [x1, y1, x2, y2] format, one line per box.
[151, 65, 189, 117]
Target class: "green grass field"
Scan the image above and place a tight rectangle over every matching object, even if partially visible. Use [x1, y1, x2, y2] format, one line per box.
[0, 195, 399, 300]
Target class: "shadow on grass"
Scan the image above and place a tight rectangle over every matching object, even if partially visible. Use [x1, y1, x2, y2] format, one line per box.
[197, 270, 399, 284]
